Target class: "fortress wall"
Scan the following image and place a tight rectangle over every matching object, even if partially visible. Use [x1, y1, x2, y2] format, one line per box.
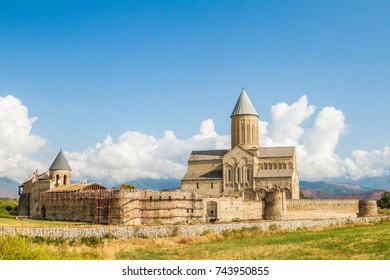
[286, 199, 359, 220]
[134, 190, 204, 224]
[203, 197, 263, 222]
[41, 189, 205, 225]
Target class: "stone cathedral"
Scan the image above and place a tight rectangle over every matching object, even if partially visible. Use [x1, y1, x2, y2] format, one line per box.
[17, 88, 377, 225]
[181, 88, 300, 203]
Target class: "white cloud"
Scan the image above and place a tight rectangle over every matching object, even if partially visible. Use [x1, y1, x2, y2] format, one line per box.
[260, 96, 390, 180]
[265, 95, 315, 146]
[0, 95, 46, 181]
[66, 119, 230, 185]
[2, 94, 390, 185]
[344, 147, 390, 179]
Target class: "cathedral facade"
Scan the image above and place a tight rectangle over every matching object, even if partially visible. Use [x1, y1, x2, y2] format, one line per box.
[181, 89, 299, 219]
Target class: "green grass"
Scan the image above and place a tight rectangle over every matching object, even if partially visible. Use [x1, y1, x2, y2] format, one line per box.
[1, 221, 390, 260]
[0, 217, 93, 227]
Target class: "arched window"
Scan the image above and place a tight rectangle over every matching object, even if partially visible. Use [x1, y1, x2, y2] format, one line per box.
[56, 174, 59, 184]
[247, 168, 250, 181]
[268, 163, 272, 170]
[64, 175, 67, 185]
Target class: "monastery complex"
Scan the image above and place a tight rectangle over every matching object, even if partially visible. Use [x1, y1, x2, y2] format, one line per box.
[17, 89, 378, 224]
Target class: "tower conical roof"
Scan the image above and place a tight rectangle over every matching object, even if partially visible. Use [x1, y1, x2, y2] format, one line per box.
[49, 150, 72, 171]
[230, 88, 259, 117]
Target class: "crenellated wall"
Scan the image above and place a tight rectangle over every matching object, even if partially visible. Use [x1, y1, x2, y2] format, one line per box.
[286, 199, 359, 220]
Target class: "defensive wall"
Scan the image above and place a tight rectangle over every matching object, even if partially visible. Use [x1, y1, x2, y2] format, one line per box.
[40, 189, 204, 225]
[1, 216, 388, 239]
[286, 199, 360, 220]
[38, 187, 378, 225]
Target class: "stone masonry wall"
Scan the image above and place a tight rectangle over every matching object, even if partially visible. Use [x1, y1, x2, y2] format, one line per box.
[286, 199, 359, 220]
[1, 216, 388, 239]
[41, 189, 204, 226]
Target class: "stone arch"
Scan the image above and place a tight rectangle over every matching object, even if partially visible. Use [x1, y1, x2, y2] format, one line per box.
[245, 164, 252, 182]
[225, 164, 234, 183]
[243, 188, 256, 201]
[268, 163, 272, 170]
[259, 163, 263, 170]
[288, 162, 293, 169]
[273, 163, 277, 169]
[282, 163, 287, 169]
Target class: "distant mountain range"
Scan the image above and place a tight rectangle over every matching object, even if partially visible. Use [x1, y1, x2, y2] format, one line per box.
[0, 177, 20, 198]
[2, 175, 390, 199]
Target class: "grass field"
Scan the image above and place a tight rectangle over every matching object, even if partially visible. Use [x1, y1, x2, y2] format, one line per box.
[1, 220, 389, 260]
[0, 217, 93, 227]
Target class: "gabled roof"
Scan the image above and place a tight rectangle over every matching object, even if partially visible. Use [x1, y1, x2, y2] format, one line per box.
[231, 88, 259, 117]
[46, 182, 107, 193]
[188, 150, 229, 161]
[258, 146, 295, 158]
[182, 170, 223, 181]
[223, 144, 256, 158]
[49, 150, 72, 171]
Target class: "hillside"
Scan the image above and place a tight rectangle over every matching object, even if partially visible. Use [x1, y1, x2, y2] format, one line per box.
[301, 187, 386, 200]
[0, 177, 20, 198]
[299, 180, 372, 195]
[338, 175, 390, 191]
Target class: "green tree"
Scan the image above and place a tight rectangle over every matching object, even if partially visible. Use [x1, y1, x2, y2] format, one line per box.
[120, 183, 136, 190]
[377, 191, 390, 209]
[299, 191, 313, 199]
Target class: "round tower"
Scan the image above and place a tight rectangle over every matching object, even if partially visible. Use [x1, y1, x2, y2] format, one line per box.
[264, 190, 286, 220]
[49, 150, 72, 187]
[231, 88, 259, 148]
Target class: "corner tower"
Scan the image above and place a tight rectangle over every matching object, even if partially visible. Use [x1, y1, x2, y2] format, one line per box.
[49, 150, 72, 187]
[231, 88, 259, 148]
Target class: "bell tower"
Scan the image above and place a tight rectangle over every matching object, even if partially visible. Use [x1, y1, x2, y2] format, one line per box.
[231, 88, 259, 148]
[49, 150, 72, 187]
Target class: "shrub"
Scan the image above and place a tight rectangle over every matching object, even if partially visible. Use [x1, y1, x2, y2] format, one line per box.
[201, 229, 214, 235]
[172, 226, 181, 237]
[268, 224, 281, 231]
[378, 192, 390, 209]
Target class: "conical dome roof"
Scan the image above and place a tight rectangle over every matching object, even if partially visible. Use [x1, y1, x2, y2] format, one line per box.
[49, 150, 72, 171]
[230, 88, 258, 117]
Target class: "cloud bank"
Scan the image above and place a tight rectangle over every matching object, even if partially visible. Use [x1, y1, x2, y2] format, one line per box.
[65, 119, 230, 185]
[0, 95, 46, 181]
[1, 94, 390, 184]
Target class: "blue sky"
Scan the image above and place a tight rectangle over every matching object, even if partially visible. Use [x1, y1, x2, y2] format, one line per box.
[1, 0, 390, 183]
